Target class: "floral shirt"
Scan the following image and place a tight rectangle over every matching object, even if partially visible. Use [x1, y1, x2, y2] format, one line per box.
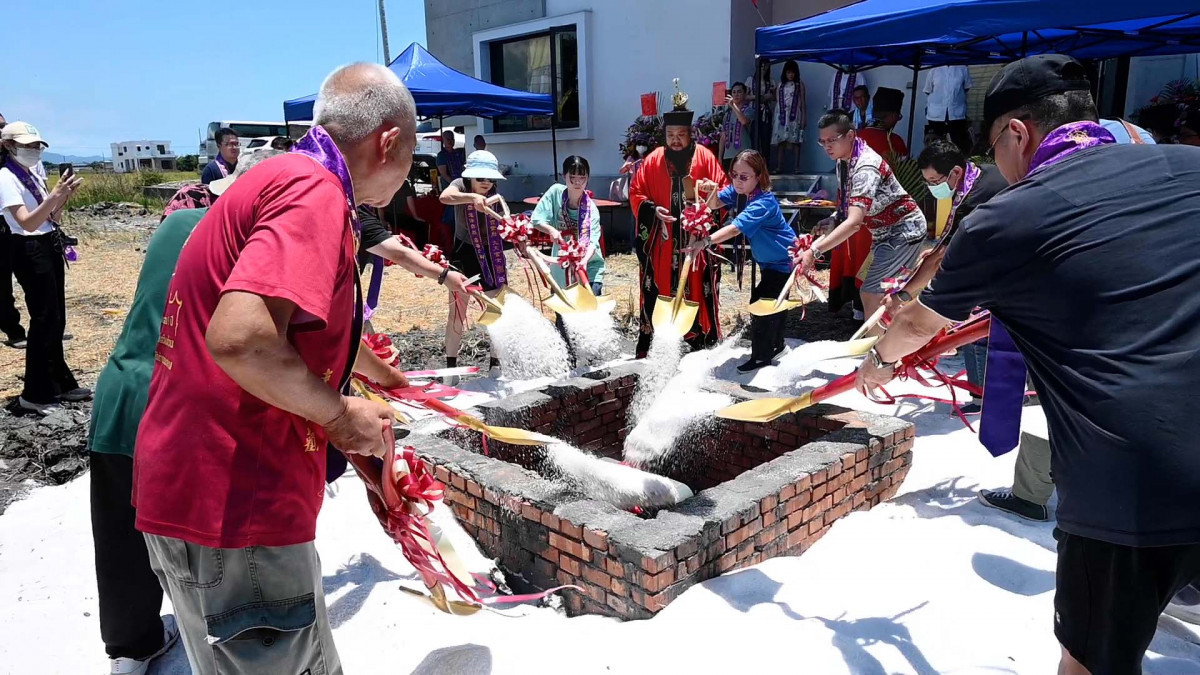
[846, 142, 927, 243]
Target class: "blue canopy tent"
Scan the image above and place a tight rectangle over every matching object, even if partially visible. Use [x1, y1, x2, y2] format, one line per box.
[283, 43, 561, 176]
[755, 0, 1200, 142]
[283, 43, 554, 122]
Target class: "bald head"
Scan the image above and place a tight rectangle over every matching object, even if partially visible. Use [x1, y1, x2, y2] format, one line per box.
[314, 62, 416, 145]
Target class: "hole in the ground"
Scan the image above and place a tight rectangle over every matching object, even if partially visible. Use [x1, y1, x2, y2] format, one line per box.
[417, 360, 915, 620]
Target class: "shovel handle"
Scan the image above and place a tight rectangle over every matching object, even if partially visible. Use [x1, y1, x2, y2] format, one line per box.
[851, 305, 888, 341]
[674, 252, 695, 310]
[476, 193, 511, 222]
[775, 267, 800, 308]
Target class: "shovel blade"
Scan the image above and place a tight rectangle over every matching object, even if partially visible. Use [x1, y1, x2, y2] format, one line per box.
[561, 283, 599, 313]
[748, 298, 805, 317]
[716, 392, 815, 423]
[475, 287, 510, 326]
[485, 426, 561, 447]
[651, 295, 700, 337]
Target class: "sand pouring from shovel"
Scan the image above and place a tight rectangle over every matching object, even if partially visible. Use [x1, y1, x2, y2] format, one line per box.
[717, 315, 991, 423]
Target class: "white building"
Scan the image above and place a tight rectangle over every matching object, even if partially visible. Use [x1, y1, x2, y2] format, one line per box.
[425, 0, 1200, 196]
[110, 140, 176, 173]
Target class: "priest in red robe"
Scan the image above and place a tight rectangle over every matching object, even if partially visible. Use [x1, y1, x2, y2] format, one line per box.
[629, 87, 729, 357]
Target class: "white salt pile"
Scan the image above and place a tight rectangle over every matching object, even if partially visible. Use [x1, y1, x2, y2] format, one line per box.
[561, 309, 622, 367]
[484, 294, 571, 380]
[545, 442, 693, 509]
[623, 334, 740, 468]
[628, 331, 685, 425]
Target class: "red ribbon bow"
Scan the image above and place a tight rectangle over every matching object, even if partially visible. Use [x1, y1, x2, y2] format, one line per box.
[496, 213, 533, 244]
[881, 267, 912, 296]
[788, 235, 829, 291]
[362, 332, 401, 367]
[681, 204, 715, 239]
[422, 244, 448, 268]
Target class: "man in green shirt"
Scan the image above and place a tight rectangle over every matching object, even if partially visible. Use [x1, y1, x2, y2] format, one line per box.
[88, 206, 204, 674]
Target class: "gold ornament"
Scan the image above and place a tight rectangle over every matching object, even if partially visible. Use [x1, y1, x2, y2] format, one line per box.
[672, 78, 689, 110]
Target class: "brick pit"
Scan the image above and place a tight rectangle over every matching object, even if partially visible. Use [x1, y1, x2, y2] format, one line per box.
[411, 361, 915, 620]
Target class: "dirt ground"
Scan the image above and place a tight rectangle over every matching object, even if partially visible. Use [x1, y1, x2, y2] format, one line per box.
[0, 213, 860, 507]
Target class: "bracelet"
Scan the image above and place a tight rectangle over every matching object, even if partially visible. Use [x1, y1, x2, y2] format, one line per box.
[320, 396, 350, 429]
[437, 267, 450, 285]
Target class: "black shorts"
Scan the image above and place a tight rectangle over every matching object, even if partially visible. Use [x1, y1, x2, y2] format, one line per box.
[1054, 528, 1200, 674]
[451, 238, 502, 292]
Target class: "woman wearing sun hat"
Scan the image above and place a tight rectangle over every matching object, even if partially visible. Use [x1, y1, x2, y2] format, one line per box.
[438, 149, 507, 382]
[0, 121, 90, 414]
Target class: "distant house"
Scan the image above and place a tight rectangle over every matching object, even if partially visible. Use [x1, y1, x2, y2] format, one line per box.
[110, 140, 176, 173]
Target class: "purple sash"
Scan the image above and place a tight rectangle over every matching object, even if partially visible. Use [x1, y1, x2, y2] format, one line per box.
[562, 187, 592, 244]
[979, 122, 1117, 455]
[723, 104, 750, 151]
[465, 203, 507, 287]
[213, 155, 232, 178]
[832, 70, 858, 112]
[836, 138, 867, 219]
[944, 161, 982, 235]
[779, 82, 802, 126]
[4, 158, 77, 261]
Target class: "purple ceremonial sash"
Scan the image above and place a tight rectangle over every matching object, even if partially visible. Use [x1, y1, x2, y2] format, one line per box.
[4, 158, 77, 261]
[464, 203, 507, 287]
[979, 123, 1116, 455]
[723, 104, 750, 150]
[213, 155, 231, 178]
[562, 187, 593, 244]
[1027, 121, 1116, 178]
[779, 82, 802, 126]
[832, 70, 858, 112]
[979, 320, 1026, 457]
[836, 138, 867, 219]
[944, 161, 982, 235]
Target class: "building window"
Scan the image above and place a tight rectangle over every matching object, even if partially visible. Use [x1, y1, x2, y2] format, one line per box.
[488, 27, 579, 133]
[157, 144, 166, 154]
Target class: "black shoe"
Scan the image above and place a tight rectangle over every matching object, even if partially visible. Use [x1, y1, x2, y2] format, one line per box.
[978, 488, 1049, 522]
[959, 402, 982, 415]
[63, 333, 73, 341]
[5, 337, 26, 349]
[737, 358, 769, 373]
[57, 387, 93, 403]
[442, 356, 460, 387]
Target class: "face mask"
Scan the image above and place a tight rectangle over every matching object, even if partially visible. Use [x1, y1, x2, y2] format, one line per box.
[12, 147, 43, 168]
[928, 180, 954, 200]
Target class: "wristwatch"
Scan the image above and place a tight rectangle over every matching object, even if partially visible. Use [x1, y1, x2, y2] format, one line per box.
[867, 346, 898, 370]
[895, 290, 913, 303]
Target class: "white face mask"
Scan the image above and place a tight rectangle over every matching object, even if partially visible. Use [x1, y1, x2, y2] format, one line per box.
[12, 147, 43, 169]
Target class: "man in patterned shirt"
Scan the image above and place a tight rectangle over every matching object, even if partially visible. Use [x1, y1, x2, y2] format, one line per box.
[795, 110, 927, 335]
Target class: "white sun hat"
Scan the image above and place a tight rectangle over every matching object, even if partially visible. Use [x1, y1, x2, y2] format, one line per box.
[461, 150, 506, 181]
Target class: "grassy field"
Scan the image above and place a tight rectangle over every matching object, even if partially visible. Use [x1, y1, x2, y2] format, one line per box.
[48, 170, 199, 211]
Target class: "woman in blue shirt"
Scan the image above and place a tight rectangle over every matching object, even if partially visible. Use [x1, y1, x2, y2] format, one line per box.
[691, 150, 796, 372]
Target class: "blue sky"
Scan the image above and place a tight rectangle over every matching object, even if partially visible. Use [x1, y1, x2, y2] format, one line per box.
[3, 0, 427, 157]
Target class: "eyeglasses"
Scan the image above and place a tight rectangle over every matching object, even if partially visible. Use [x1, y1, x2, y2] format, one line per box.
[986, 127, 1010, 159]
[923, 173, 948, 186]
[730, 172, 756, 182]
[474, 178, 494, 184]
[220, 141, 240, 148]
[817, 133, 847, 148]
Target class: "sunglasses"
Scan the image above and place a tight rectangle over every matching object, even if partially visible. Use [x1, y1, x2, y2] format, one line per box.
[730, 171, 756, 182]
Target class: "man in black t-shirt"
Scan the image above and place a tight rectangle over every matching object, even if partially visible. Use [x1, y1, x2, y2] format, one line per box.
[858, 55, 1200, 674]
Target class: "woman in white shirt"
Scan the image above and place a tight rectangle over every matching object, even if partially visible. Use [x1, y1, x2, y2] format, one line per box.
[0, 122, 88, 414]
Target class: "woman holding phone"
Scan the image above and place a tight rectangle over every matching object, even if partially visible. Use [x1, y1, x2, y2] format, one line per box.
[0, 122, 89, 414]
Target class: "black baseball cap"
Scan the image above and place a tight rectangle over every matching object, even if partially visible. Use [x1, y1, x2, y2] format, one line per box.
[982, 54, 1092, 132]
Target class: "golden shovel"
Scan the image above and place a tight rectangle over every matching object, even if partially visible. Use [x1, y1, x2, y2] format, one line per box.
[748, 266, 828, 317]
[652, 252, 700, 338]
[526, 249, 599, 314]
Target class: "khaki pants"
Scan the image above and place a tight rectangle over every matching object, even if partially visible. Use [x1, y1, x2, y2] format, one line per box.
[144, 534, 342, 675]
[1013, 430, 1054, 506]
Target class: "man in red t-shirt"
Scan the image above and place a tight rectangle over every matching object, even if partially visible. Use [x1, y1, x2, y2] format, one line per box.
[132, 63, 417, 675]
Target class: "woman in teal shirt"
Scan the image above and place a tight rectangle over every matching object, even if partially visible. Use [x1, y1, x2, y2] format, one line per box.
[530, 155, 606, 295]
[691, 149, 796, 372]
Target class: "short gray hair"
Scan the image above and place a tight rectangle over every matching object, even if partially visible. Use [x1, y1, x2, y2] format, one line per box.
[233, 149, 282, 178]
[313, 62, 417, 145]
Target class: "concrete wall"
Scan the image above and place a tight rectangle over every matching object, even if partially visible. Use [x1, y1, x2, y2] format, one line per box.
[465, 0, 733, 200]
[424, 0, 546, 76]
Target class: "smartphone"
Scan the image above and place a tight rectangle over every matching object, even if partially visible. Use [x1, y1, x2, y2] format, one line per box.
[58, 164, 74, 179]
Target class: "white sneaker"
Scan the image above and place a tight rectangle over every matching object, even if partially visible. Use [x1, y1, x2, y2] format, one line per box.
[109, 615, 179, 675]
[17, 396, 61, 416]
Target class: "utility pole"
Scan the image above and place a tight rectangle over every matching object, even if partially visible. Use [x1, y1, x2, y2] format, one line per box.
[378, 0, 391, 64]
